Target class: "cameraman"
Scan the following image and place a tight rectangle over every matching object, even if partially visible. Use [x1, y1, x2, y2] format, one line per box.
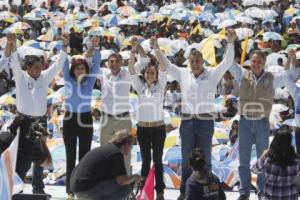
[70, 129, 143, 200]
[3, 32, 68, 194]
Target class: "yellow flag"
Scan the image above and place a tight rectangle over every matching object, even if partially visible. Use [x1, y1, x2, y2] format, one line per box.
[166, 16, 171, 26]
[218, 28, 227, 40]
[240, 36, 249, 65]
[200, 36, 216, 67]
[190, 24, 202, 36]
[255, 29, 264, 38]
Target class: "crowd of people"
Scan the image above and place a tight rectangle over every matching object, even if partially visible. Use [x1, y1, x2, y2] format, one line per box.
[0, 0, 300, 200]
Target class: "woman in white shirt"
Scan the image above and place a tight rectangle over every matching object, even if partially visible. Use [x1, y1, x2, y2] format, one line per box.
[128, 37, 167, 200]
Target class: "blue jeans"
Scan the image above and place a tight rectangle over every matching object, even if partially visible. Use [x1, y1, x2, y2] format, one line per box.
[179, 119, 214, 194]
[75, 179, 130, 200]
[238, 117, 269, 197]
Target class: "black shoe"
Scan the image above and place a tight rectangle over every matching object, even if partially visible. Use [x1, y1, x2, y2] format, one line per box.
[177, 193, 185, 200]
[258, 192, 266, 200]
[156, 193, 164, 200]
[237, 194, 249, 200]
[32, 189, 51, 197]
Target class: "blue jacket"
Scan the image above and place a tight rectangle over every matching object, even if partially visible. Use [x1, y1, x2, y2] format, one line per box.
[63, 50, 101, 113]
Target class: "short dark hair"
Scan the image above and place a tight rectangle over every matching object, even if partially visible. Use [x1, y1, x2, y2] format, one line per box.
[189, 48, 203, 59]
[109, 129, 133, 148]
[69, 58, 89, 79]
[139, 57, 159, 84]
[250, 50, 266, 62]
[108, 53, 123, 61]
[24, 55, 41, 69]
[189, 148, 206, 171]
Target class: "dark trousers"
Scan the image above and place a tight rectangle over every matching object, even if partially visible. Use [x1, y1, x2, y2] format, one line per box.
[13, 114, 47, 191]
[295, 128, 300, 154]
[16, 151, 45, 191]
[63, 111, 93, 193]
[75, 179, 130, 200]
[137, 125, 166, 193]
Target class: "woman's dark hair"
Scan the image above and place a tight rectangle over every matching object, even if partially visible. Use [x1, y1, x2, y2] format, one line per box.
[266, 129, 298, 168]
[189, 148, 206, 171]
[69, 58, 89, 79]
[24, 55, 41, 69]
[139, 57, 159, 84]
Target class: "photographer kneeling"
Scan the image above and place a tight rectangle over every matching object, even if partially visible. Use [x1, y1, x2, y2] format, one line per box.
[70, 129, 142, 200]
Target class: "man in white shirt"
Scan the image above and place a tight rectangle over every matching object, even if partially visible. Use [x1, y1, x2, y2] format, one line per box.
[156, 30, 236, 200]
[3, 32, 68, 195]
[97, 47, 148, 175]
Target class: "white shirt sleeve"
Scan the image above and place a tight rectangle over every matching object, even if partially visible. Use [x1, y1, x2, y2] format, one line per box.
[211, 43, 235, 84]
[10, 51, 23, 81]
[134, 56, 150, 72]
[43, 50, 68, 84]
[0, 55, 10, 73]
[131, 74, 143, 93]
[158, 70, 167, 88]
[283, 70, 296, 99]
[229, 62, 245, 84]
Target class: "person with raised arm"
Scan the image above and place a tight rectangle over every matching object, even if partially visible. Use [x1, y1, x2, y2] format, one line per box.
[128, 37, 167, 200]
[3, 32, 69, 195]
[62, 36, 101, 198]
[152, 30, 236, 200]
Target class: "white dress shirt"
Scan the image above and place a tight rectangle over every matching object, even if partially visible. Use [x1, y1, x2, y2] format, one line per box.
[9, 50, 67, 116]
[0, 54, 11, 75]
[131, 71, 167, 122]
[281, 71, 300, 126]
[98, 67, 131, 115]
[97, 57, 149, 115]
[166, 43, 235, 114]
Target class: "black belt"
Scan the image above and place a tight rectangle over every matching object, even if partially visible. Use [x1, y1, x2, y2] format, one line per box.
[240, 115, 267, 120]
[163, 106, 173, 110]
[17, 112, 46, 120]
[101, 111, 130, 118]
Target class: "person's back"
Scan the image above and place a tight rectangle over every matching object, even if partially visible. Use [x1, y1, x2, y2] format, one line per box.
[70, 143, 126, 192]
[185, 148, 226, 200]
[259, 156, 300, 200]
[186, 172, 226, 200]
[70, 130, 142, 200]
[252, 129, 300, 200]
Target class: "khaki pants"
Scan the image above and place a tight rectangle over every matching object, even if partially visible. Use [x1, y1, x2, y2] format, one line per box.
[100, 115, 132, 175]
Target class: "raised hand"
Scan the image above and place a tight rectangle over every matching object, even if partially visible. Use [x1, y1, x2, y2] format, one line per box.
[5, 32, 17, 56]
[287, 49, 296, 60]
[226, 29, 237, 43]
[91, 36, 100, 48]
[6, 32, 17, 45]
[131, 37, 138, 53]
[149, 36, 159, 49]
[62, 33, 70, 46]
